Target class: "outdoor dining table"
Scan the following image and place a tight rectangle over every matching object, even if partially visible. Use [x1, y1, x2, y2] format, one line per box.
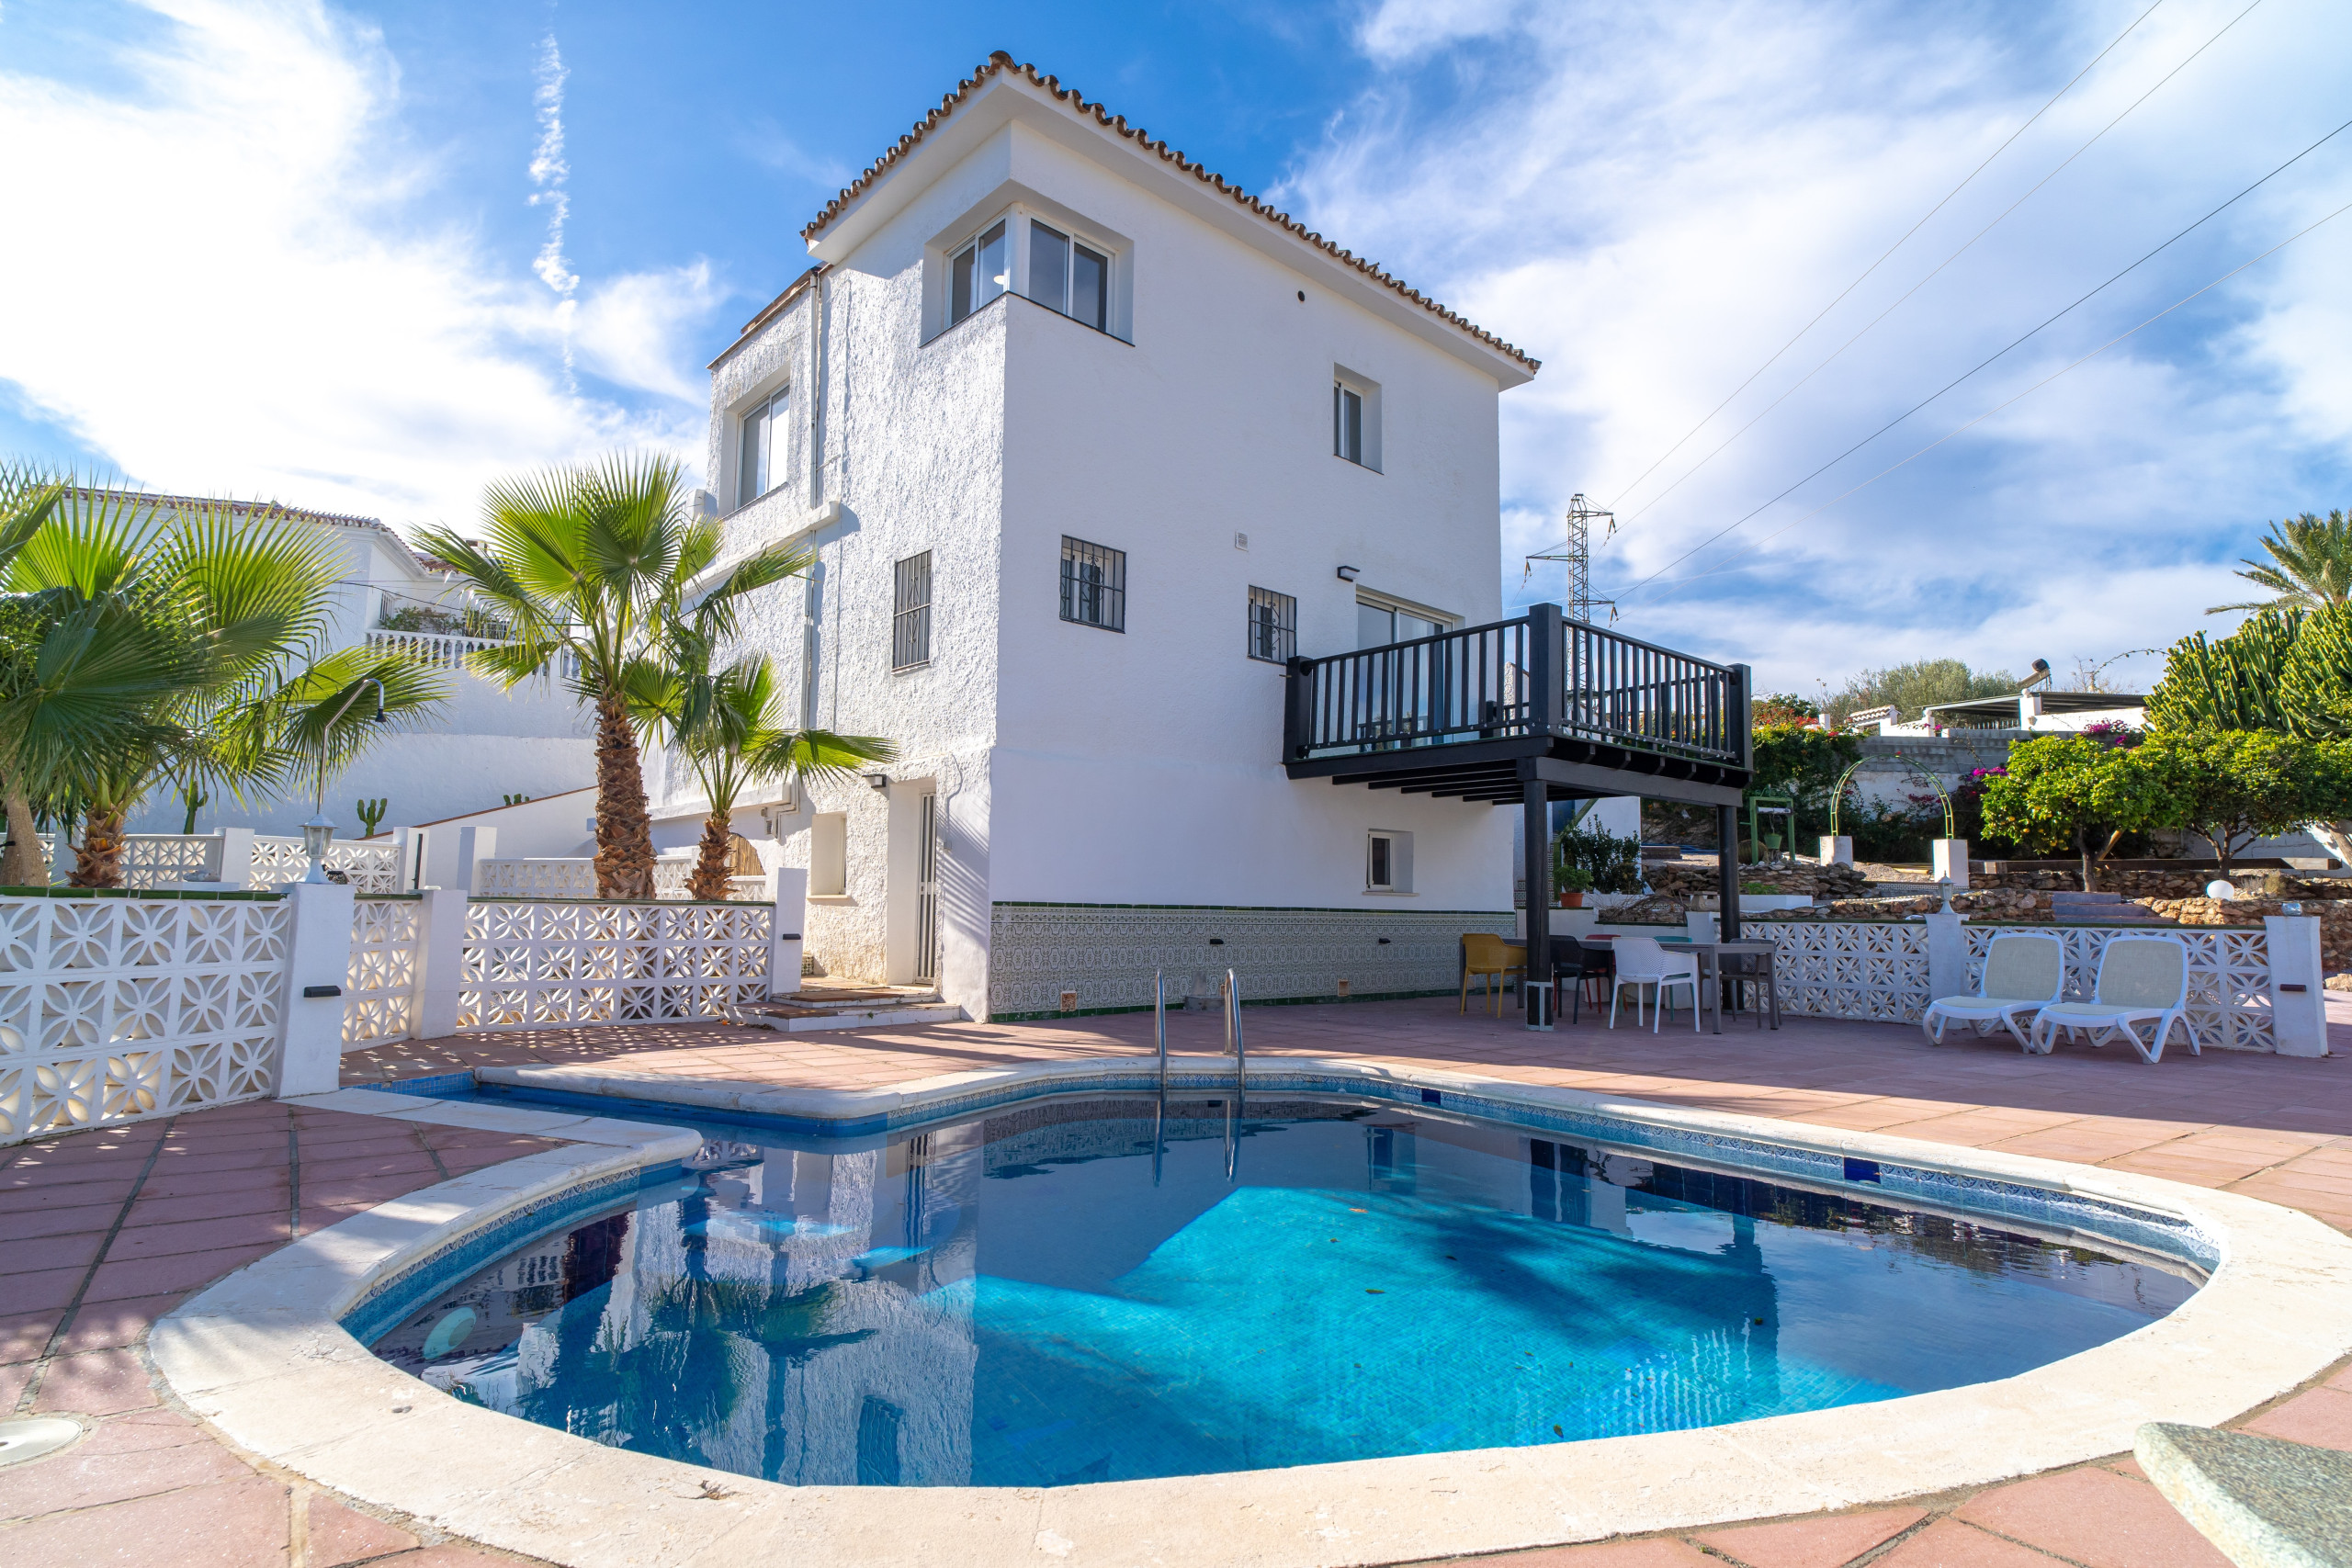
[1571, 935, 1781, 1034]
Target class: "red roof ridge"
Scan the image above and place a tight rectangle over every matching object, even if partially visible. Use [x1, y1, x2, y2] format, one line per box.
[801, 51, 1539, 375]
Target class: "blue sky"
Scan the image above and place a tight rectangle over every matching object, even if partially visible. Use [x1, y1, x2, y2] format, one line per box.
[3, 0, 2349, 694]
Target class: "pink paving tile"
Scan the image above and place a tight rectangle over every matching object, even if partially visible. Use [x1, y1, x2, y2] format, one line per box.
[2238, 1386, 2352, 1451]
[298, 1153, 442, 1185]
[0, 1359, 30, 1409]
[1873, 1517, 2065, 1567]
[0, 1472, 289, 1567]
[2, 1156, 154, 1188]
[80, 1243, 278, 1304]
[125, 1146, 288, 1177]
[1953, 1465, 2231, 1568]
[0, 1312, 60, 1363]
[9, 1230, 107, 1272]
[133, 1162, 288, 1199]
[0, 1179, 141, 1215]
[0, 1408, 252, 1517]
[104, 1211, 290, 1261]
[3, 1200, 144, 1239]
[0, 1264, 90, 1316]
[298, 1176, 445, 1212]
[1691, 1506, 1928, 1568]
[1445, 1538, 1715, 1566]
[305, 1492, 422, 1566]
[48, 1294, 185, 1355]
[32, 1348, 158, 1416]
[119, 1186, 290, 1225]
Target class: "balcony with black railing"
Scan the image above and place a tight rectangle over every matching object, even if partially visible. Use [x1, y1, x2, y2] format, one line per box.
[1282, 604, 1752, 807]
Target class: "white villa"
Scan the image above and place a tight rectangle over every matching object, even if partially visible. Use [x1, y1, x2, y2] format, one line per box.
[114, 493, 593, 840]
[644, 56, 1755, 1021]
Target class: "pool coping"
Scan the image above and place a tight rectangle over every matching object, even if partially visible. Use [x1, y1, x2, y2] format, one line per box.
[150, 1057, 2352, 1568]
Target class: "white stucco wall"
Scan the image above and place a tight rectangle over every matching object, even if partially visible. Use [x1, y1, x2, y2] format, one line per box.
[653, 82, 1530, 1014]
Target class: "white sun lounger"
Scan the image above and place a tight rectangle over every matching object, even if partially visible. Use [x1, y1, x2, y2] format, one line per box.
[2027, 935, 2199, 1064]
[1921, 931, 2064, 1050]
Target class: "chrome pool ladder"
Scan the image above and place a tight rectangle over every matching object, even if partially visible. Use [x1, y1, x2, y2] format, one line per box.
[1154, 968, 1169, 1089]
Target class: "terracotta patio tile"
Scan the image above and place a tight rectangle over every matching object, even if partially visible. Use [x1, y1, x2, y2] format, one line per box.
[299, 1153, 442, 1184]
[104, 1211, 290, 1260]
[1952, 1464, 2231, 1567]
[0, 1179, 140, 1215]
[120, 1186, 290, 1225]
[10, 1230, 107, 1272]
[49, 1294, 185, 1355]
[133, 1162, 288, 1199]
[32, 1348, 158, 1415]
[1, 1311, 61, 1363]
[1873, 1518, 2064, 1567]
[81, 1243, 277, 1303]
[1448, 1537, 1715, 1566]
[1691, 1506, 1928, 1568]
[305, 1491, 422, 1566]
[0, 1472, 289, 1566]
[2237, 1385, 2352, 1451]
[0, 1408, 252, 1517]
[0, 1264, 90, 1316]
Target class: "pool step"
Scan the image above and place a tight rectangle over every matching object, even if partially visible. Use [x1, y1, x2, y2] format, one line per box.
[736, 998, 963, 1032]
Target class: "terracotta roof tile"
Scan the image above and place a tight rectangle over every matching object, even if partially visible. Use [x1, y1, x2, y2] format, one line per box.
[802, 51, 1539, 376]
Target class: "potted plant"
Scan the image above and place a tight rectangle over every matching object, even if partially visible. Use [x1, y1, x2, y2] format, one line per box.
[1556, 865, 1595, 908]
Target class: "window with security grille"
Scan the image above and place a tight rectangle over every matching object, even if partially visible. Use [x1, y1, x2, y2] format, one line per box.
[1247, 586, 1295, 663]
[1059, 536, 1125, 632]
[892, 551, 932, 671]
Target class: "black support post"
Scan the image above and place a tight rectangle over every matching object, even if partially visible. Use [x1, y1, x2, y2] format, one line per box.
[1716, 803, 1742, 945]
[1523, 778, 1551, 1027]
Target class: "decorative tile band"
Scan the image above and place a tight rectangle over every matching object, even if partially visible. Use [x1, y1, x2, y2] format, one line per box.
[987, 901, 1515, 1018]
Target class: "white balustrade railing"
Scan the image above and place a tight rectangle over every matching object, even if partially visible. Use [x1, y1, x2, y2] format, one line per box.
[457, 898, 774, 1031]
[0, 893, 292, 1143]
[345, 896, 423, 1048]
[365, 627, 580, 682]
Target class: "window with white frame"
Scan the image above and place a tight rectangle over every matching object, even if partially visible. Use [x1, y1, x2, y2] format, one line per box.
[1366, 829, 1413, 893]
[738, 386, 790, 508]
[1247, 585, 1295, 663]
[892, 551, 932, 671]
[948, 219, 1011, 326]
[1333, 368, 1381, 470]
[1028, 220, 1110, 332]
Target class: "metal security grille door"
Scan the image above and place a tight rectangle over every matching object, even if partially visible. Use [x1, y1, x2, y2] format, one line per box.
[915, 792, 941, 984]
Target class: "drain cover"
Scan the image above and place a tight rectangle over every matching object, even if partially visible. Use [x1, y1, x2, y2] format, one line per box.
[0, 1416, 84, 1468]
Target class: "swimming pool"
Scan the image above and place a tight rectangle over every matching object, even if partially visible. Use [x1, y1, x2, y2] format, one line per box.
[358, 1089, 2195, 1488]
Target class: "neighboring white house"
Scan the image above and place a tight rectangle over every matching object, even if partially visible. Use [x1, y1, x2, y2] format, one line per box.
[1855, 689, 2149, 738]
[645, 55, 1548, 1020]
[107, 493, 594, 839]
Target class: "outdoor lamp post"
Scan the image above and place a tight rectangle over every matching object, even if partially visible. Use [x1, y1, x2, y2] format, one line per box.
[303, 678, 388, 885]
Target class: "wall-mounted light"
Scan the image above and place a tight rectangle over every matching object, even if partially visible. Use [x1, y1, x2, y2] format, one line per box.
[865, 773, 891, 791]
[1336, 565, 1361, 582]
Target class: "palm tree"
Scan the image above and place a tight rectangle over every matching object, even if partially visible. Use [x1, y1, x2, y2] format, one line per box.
[4, 490, 450, 886]
[415, 454, 804, 898]
[2209, 509, 2352, 613]
[636, 640, 891, 899]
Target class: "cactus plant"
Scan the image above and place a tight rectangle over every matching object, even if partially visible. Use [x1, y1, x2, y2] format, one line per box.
[501, 793, 533, 807]
[177, 783, 209, 836]
[354, 796, 388, 836]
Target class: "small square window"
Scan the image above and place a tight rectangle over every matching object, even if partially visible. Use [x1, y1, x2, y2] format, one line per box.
[1060, 536, 1125, 632]
[892, 551, 932, 671]
[1247, 586, 1295, 663]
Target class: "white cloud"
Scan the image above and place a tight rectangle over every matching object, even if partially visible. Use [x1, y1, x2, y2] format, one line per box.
[1281, 0, 2352, 690]
[526, 29, 577, 299]
[0, 0, 719, 532]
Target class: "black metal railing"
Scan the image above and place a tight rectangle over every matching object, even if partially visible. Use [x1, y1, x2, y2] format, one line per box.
[1285, 604, 1748, 769]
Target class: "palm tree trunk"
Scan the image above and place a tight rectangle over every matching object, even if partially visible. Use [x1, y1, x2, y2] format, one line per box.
[0, 778, 46, 886]
[687, 813, 734, 901]
[593, 690, 656, 899]
[72, 808, 126, 888]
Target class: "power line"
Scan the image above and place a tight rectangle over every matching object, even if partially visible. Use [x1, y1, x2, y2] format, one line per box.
[1612, 107, 2352, 602]
[1630, 195, 2352, 599]
[1608, 0, 2269, 543]
[1591, 0, 2174, 525]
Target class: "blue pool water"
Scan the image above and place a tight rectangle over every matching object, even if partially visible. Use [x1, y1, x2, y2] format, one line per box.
[367, 1093, 2194, 1487]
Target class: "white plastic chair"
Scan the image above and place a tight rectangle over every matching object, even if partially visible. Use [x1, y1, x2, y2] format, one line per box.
[2027, 936, 2199, 1064]
[1609, 935, 1701, 1032]
[1921, 931, 2064, 1050]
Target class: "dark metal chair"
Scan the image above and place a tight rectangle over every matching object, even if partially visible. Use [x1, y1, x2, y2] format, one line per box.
[1716, 944, 1781, 1029]
[1553, 942, 1610, 1025]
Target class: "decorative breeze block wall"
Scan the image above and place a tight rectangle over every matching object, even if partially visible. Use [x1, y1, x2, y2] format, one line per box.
[0, 896, 291, 1143]
[1964, 923, 2275, 1052]
[1770, 921, 1931, 1024]
[345, 897, 423, 1048]
[457, 899, 774, 1031]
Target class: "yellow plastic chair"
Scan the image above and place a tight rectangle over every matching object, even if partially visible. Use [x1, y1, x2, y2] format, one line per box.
[1461, 933, 1527, 1016]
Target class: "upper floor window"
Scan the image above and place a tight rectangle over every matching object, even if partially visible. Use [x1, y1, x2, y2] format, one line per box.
[949, 220, 1010, 326]
[1333, 368, 1382, 470]
[1356, 592, 1450, 649]
[1028, 221, 1110, 332]
[1060, 536, 1125, 633]
[738, 386, 789, 507]
[892, 551, 932, 671]
[1247, 586, 1295, 663]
